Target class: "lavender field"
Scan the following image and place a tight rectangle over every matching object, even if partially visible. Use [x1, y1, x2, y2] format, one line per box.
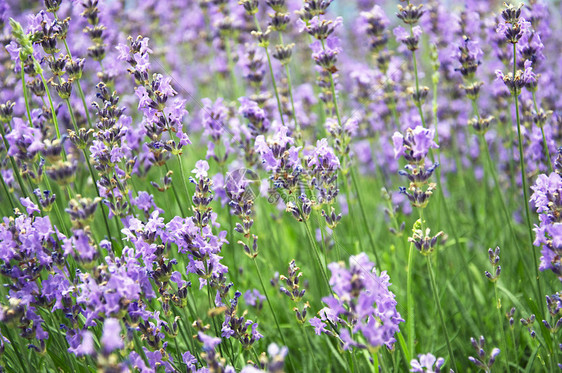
[0, 0, 560, 371]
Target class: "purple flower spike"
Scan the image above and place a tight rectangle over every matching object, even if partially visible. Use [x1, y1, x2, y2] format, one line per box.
[311, 253, 403, 350]
[393, 126, 439, 163]
[198, 332, 222, 351]
[309, 317, 327, 335]
[19, 197, 40, 216]
[530, 171, 562, 280]
[410, 353, 446, 373]
[192, 160, 210, 179]
[101, 318, 124, 353]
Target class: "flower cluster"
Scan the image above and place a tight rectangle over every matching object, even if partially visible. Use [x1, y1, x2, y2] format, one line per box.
[468, 336, 500, 372]
[484, 246, 502, 282]
[393, 125, 439, 208]
[309, 253, 403, 351]
[279, 259, 309, 323]
[1, 0, 562, 371]
[530, 171, 562, 280]
[410, 353, 446, 373]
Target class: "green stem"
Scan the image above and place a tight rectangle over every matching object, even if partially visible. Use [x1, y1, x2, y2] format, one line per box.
[342, 169, 366, 256]
[350, 167, 381, 265]
[479, 133, 524, 260]
[320, 39, 343, 126]
[31, 57, 66, 161]
[510, 326, 517, 365]
[64, 99, 114, 245]
[1, 325, 27, 371]
[224, 37, 240, 98]
[53, 13, 94, 129]
[512, 43, 543, 315]
[0, 171, 15, 211]
[20, 62, 33, 126]
[164, 162, 187, 217]
[406, 240, 415, 357]
[330, 222, 342, 262]
[494, 284, 510, 372]
[278, 33, 300, 134]
[418, 207, 425, 232]
[251, 257, 295, 372]
[426, 255, 457, 371]
[176, 154, 193, 211]
[205, 280, 227, 361]
[300, 323, 321, 371]
[303, 219, 332, 294]
[252, 14, 285, 127]
[0, 122, 29, 199]
[408, 25, 427, 129]
[531, 91, 553, 174]
[430, 64, 443, 226]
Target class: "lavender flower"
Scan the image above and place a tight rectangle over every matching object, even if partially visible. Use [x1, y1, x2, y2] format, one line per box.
[468, 336, 500, 372]
[410, 353, 446, 373]
[244, 289, 265, 311]
[484, 246, 502, 282]
[530, 171, 562, 280]
[310, 253, 403, 351]
[394, 25, 423, 51]
[221, 291, 263, 349]
[393, 126, 438, 163]
[101, 318, 124, 354]
[394, 126, 439, 208]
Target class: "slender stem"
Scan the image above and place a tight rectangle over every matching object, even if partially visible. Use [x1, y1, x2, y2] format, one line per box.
[321, 38, 374, 262]
[251, 347, 261, 366]
[406, 240, 415, 357]
[316, 211, 328, 266]
[26, 177, 44, 216]
[251, 257, 295, 372]
[1, 325, 27, 371]
[426, 255, 457, 371]
[408, 24, 427, 129]
[320, 39, 343, 126]
[494, 283, 510, 372]
[20, 62, 33, 126]
[330, 222, 342, 262]
[44, 177, 70, 237]
[53, 13, 94, 129]
[205, 279, 227, 360]
[350, 167, 381, 265]
[531, 91, 553, 173]
[418, 207, 425, 233]
[84, 151, 115, 242]
[0, 122, 29, 199]
[480, 133, 524, 259]
[342, 169, 367, 256]
[224, 37, 240, 98]
[278, 33, 300, 135]
[176, 154, 193, 211]
[379, 67, 401, 128]
[512, 42, 543, 314]
[252, 14, 285, 127]
[303, 219, 332, 294]
[18, 81, 71, 238]
[31, 57, 66, 161]
[164, 162, 187, 217]
[75, 82, 92, 126]
[510, 326, 517, 366]
[300, 322, 321, 371]
[430, 62, 443, 226]
[64, 98, 114, 245]
[0, 171, 15, 211]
